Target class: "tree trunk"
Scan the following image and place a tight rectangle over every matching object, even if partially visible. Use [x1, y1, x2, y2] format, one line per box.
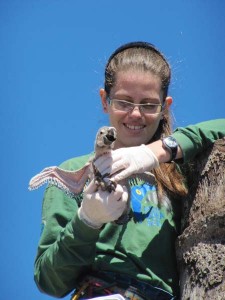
[176, 138, 225, 300]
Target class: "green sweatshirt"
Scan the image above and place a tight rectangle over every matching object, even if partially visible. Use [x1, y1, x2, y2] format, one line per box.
[34, 119, 225, 298]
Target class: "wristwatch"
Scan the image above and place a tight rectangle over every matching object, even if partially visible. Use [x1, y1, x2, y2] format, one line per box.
[162, 136, 178, 162]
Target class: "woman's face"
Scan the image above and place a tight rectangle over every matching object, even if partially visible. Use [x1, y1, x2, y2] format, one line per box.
[100, 70, 172, 149]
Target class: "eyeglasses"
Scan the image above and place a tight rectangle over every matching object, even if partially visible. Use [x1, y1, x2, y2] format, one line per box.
[107, 98, 164, 115]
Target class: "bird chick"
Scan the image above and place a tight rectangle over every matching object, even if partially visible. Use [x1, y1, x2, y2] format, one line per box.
[92, 126, 117, 192]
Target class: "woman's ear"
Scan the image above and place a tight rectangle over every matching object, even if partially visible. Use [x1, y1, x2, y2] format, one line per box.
[100, 88, 109, 113]
[161, 96, 173, 119]
[165, 96, 173, 107]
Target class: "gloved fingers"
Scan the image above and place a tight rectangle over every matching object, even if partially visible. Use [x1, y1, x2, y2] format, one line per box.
[111, 168, 132, 182]
[93, 183, 121, 202]
[120, 186, 129, 204]
[114, 185, 129, 217]
[121, 185, 128, 196]
[93, 152, 113, 174]
[84, 178, 98, 194]
[114, 183, 128, 198]
[110, 183, 124, 197]
[79, 183, 129, 228]
[110, 145, 160, 181]
[107, 184, 128, 207]
[108, 161, 128, 177]
[94, 153, 129, 178]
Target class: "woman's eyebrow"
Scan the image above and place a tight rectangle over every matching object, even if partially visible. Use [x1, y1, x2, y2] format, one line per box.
[113, 94, 161, 102]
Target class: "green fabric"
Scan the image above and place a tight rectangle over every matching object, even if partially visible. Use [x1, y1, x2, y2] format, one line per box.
[34, 119, 225, 298]
[172, 119, 225, 163]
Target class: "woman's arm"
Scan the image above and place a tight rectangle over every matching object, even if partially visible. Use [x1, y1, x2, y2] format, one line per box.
[34, 185, 100, 297]
[172, 118, 225, 162]
[94, 119, 225, 181]
[147, 119, 225, 163]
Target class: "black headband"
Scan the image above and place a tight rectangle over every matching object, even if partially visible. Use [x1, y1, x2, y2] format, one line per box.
[105, 41, 159, 72]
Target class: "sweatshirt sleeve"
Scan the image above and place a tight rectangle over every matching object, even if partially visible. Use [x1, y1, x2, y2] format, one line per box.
[172, 119, 225, 163]
[34, 154, 100, 298]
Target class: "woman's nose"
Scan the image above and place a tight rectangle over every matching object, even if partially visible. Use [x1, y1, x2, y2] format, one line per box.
[129, 105, 143, 117]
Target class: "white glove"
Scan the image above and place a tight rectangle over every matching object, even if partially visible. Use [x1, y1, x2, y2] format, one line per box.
[78, 179, 128, 229]
[94, 144, 159, 182]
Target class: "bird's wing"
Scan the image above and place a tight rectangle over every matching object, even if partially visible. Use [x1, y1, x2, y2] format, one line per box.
[29, 163, 91, 197]
[29, 126, 116, 198]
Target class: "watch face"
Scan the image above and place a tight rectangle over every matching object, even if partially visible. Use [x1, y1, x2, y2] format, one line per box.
[163, 136, 178, 162]
[165, 136, 177, 148]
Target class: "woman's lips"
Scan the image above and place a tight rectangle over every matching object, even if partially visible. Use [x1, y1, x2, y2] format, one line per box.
[123, 123, 146, 130]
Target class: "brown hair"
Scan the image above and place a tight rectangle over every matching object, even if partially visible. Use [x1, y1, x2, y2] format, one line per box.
[105, 42, 187, 206]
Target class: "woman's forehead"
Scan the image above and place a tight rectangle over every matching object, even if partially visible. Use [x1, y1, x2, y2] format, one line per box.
[113, 71, 162, 93]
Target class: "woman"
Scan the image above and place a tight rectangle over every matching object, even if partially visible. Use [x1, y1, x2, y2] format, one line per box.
[34, 41, 225, 300]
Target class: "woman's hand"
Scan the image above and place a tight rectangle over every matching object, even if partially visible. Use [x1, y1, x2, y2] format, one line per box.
[78, 179, 128, 229]
[94, 144, 159, 182]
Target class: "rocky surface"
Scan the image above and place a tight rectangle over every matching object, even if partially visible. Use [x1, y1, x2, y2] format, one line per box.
[176, 138, 225, 299]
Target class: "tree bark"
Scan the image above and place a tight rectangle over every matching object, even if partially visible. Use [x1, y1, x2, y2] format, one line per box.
[176, 138, 225, 300]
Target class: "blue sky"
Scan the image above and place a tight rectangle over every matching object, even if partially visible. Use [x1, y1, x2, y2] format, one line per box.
[1, 1, 225, 299]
